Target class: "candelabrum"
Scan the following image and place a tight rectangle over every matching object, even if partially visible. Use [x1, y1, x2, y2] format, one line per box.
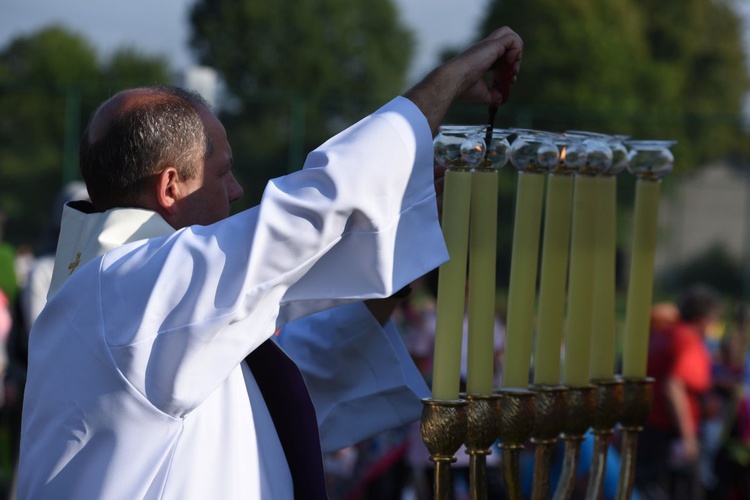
[423, 125, 675, 500]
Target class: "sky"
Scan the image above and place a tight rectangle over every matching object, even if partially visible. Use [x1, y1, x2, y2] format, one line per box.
[2, 0, 749, 112]
[0, 0, 490, 84]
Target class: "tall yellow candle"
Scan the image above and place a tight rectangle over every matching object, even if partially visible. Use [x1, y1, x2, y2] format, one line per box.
[589, 175, 618, 380]
[432, 168, 473, 400]
[562, 175, 597, 387]
[533, 173, 574, 385]
[467, 168, 499, 395]
[502, 171, 546, 389]
[622, 179, 661, 378]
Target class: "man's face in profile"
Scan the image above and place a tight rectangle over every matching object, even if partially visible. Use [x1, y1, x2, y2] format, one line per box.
[172, 107, 244, 228]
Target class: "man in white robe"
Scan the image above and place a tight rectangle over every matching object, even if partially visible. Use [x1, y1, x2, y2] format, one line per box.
[18, 27, 523, 499]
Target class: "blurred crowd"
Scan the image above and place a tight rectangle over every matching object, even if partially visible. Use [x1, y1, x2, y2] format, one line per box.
[319, 281, 750, 500]
[2, 185, 750, 500]
[636, 285, 750, 500]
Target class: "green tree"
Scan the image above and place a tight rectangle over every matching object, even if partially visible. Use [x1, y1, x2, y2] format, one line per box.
[188, 0, 414, 205]
[477, 0, 750, 168]
[102, 48, 171, 90]
[0, 26, 171, 246]
[632, 0, 750, 164]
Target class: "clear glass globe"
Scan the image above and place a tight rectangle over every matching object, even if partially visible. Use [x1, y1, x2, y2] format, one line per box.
[485, 128, 513, 169]
[607, 135, 630, 175]
[565, 131, 613, 174]
[553, 136, 587, 172]
[509, 131, 559, 172]
[461, 132, 487, 167]
[433, 125, 486, 168]
[624, 140, 677, 179]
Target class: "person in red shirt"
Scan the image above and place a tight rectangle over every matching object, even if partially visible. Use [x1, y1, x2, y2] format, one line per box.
[636, 284, 723, 500]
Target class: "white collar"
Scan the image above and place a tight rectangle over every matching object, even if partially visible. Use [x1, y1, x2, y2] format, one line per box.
[48, 202, 175, 298]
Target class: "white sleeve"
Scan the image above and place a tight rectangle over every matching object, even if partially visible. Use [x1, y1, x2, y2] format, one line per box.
[101, 97, 447, 416]
[276, 302, 430, 453]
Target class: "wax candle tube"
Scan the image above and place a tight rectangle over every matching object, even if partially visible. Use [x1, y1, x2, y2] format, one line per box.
[533, 173, 574, 386]
[622, 179, 661, 378]
[467, 169, 499, 395]
[502, 171, 546, 389]
[562, 175, 597, 387]
[432, 169, 473, 400]
[589, 175, 618, 380]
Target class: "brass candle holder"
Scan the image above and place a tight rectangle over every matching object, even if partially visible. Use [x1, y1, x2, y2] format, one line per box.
[464, 393, 503, 500]
[422, 129, 673, 500]
[615, 377, 654, 500]
[552, 385, 595, 500]
[585, 378, 624, 500]
[421, 398, 469, 500]
[530, 385, 568, 500]
[497, 388, 536, 500]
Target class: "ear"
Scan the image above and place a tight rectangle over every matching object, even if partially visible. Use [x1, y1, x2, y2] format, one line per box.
[154, 167, 182, 215]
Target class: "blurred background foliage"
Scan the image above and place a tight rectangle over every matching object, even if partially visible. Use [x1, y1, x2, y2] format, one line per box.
[0, 26, 171, 246]
[475, 0, 750, 167]
[0, 0, 749, 298]
[188, 0, 414, 212]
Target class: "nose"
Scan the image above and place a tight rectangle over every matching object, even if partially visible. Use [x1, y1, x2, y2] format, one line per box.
[228, 173, 244, 204]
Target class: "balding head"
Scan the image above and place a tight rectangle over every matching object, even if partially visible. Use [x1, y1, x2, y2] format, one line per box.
[79, 86, 212, 211]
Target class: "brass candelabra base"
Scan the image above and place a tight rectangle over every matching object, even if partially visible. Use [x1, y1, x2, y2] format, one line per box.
[585, 378, 624, 500]
[497, 388, 536, 500]
[552, 385, 596, 500]
[421, 398, 469, 500]
[615, 377, 654, 500]
[464, 393, 503, 500]
[529, 385, 568, 500]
